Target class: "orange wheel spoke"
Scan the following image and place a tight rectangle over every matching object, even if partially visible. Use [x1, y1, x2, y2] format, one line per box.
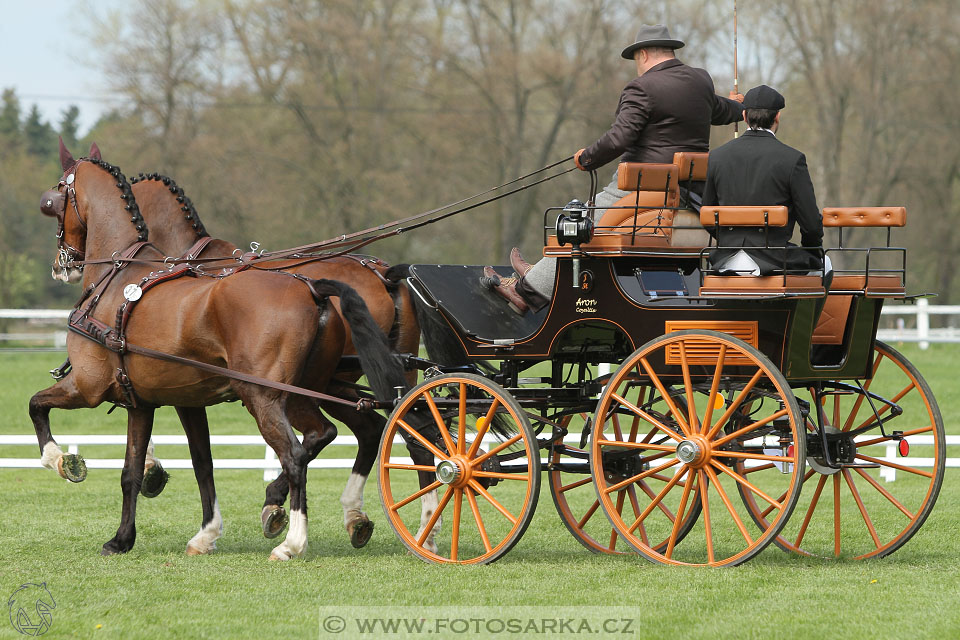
[458, 383, 467, 454]
[854, 468, 916, 519]
[636, 478, 678, 522]
[719, 450, 793, 463]
[842, 469, 881, 549]
[628, 414, 641, 443]
[853, 383, 915, 432]
[677, 342, 699, 434]
[714, 408, 790, 447]
[416, 486, 454, 547]
[397, 419, 448, 460]
[638, 357, 691, 435]
[611, 414, 624, 441]
[698, 470, 714, 564]
[833, 474, 842, 557]
[472, 433, 524, 466]
[857, 425, 932, 448]
[710, 461, 782, 510]
[604, 458, 681, 494]
[610, 393, 684, 442]
[473, 471, 529, 482]
[465, 487, 492, 553]
[450, 489, 463, 562]
[705, 369, 765, 440]
[794, 474, 828, 548]
[597, 439, 677, 452]
[855, 454, 934, 478]
[466, 398, 500, 459]
[469, 480, 518, 525]
[744, 463, 776, 474]
[577, 499, 602, 530]
[383, 463, 437, 472]
[626, 471, 684, 534]
[761, 468, 815, 519]
[705, 466, 753, 545]
[842, 355, 882, 431]
[423, 392, 457, 455]
[665, 471, 696, 558]
[558, 476, 593, 493]
[702, 345, 727, 435]
[626, 486, 649, 546]
[609, 491, 628, 550]
[391, 480, 443, 512]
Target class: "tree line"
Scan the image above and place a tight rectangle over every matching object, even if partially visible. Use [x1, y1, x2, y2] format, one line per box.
[1, 0, 957, 308]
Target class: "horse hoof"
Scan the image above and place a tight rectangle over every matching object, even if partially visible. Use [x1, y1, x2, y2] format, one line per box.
[100, 542, 129, 556]
[140, 462, 169, 498]
[185, 544, 208, 556]
[58, 453, 87, 483]
[348, 517, 375, 549]
[261, 506, 288, 539]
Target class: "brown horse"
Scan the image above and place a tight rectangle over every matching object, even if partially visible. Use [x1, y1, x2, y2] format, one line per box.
[126, 168, 421, 546]
[31, 151, 408, 560]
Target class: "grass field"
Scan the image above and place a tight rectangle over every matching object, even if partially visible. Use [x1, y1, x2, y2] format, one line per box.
[1, 347, 958, 639]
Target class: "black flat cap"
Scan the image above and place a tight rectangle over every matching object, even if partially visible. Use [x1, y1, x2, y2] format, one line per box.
[742, 85, 785, 110]
[620, 24, 685, 59]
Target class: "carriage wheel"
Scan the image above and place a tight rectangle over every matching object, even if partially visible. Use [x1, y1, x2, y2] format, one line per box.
[739, 341, 945, 559]
[377, 373, 540, 564]
[549, 406, 700, 555]
[590, 330, 806, 566]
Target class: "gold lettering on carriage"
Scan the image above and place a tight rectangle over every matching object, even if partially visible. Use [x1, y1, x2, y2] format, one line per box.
[575, 298, 598, 314]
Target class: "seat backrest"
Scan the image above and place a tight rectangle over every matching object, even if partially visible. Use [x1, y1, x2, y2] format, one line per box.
[672, 152, 709, 182]
[616, 162, 679, 192]
[822, 206, 906, 227]
[699, 205, 788, 228]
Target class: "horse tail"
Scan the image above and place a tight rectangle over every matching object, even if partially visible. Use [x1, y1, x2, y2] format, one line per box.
[310, 279, 408, 403]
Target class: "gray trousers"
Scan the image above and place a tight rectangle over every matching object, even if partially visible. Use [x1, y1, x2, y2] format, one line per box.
[524, 174, 628, 298]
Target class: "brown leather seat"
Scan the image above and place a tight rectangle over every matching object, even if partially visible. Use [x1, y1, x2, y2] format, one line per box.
[700, 275, 825, 296]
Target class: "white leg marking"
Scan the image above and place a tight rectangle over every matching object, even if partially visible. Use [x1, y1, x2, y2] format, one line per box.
[270, 510, 307, 561]
[40, 442, 64, 471]
[186, 499, 223, 555]
[144, 438, 157, 470]
[340, 472, 367, 526]
[415, 490, 442, 554]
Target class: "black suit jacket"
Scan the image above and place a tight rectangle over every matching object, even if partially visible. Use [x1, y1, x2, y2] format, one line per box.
[579, 59, 743, 169]
[701, 129, 823, 274]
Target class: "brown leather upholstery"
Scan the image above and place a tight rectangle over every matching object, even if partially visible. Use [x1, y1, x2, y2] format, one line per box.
[700, 205, 788, 227]
[830, 275, 905, 294]
[597, 191, 678, 228]
[617, 163, 679, 192]
[673, 152, 708, 181]
[700, 275, 825, 296]
[822, 207, 906, 227]
[812, 294, 853, 345]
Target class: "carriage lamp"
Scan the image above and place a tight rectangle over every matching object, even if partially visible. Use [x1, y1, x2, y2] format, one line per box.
[556, 199, 594, 288]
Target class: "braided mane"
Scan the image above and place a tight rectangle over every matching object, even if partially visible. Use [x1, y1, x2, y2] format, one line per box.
[130, 172, 208, 237]
[86, 157, 148, 242]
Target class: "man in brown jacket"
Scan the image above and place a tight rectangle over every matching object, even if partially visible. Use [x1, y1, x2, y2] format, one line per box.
[484, 25, 744, 314]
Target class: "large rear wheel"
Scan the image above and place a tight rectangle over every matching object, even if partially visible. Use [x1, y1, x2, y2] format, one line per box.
[378, 373, 540, 564]
[740, 341, 946, 559]
[590, 330, 806, 566]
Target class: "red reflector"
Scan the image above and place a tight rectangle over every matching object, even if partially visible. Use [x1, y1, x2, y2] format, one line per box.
[787, 444, 795, 459]
[898, 439, 910, 457]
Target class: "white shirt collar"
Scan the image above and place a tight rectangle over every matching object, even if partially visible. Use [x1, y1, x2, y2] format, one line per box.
[749, 127, 776, 137]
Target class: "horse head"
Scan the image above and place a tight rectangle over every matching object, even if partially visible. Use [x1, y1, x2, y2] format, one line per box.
[41, 140, 148, 283]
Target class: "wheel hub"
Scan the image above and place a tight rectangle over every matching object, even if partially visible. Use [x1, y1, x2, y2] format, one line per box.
[436, 459, 468, 486]
[676, 436, 709, 467]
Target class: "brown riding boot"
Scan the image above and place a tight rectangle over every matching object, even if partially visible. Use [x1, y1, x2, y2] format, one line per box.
[509, 247, 533, 277]
[480, 267, 529, 315]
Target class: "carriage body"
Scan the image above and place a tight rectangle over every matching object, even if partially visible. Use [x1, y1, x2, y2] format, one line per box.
[379, 157, 943, 567]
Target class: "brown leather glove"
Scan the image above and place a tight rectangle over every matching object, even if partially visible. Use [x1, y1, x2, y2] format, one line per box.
[574, 148, 587, 171]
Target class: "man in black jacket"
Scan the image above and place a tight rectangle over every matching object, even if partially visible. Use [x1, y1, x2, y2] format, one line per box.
[701, 85, 825, 275]
[483, 25, 744, 314]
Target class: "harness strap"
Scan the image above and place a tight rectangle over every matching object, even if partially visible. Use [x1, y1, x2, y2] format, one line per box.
[180, 236, 216, 260]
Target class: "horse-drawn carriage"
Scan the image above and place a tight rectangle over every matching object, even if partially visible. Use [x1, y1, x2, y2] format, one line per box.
[33, 145, 944, 567]
[378, 151, 945, 566]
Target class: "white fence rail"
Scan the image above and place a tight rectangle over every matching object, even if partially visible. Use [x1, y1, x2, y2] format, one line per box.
[1, 434, 955, 483]
[3, 304, 960, 349]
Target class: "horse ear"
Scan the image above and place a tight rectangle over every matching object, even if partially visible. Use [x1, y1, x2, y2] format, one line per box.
[59, 136, 76, 171]
[89, 142, 101, 161]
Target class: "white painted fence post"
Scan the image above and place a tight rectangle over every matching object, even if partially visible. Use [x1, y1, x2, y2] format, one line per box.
[263, 445, 279, 482]
[917, 298, 930, 350]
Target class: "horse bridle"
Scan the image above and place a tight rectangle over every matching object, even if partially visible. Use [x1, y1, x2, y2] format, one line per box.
[41, 161, 88, 271]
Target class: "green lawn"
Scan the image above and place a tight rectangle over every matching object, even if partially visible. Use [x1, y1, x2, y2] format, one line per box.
[1, 347, 958, 639]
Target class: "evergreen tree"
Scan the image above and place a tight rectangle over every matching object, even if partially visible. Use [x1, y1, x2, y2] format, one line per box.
[23, 104, 56, 158]
[59, 105, 81, 149]
[0, 88, 21, 142]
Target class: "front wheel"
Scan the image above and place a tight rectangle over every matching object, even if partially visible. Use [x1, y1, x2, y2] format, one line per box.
[590, 330, 806, 567]
[377, 374, 540, 564]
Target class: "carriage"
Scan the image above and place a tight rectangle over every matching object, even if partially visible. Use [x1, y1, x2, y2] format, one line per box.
[375, 152, 945, 566]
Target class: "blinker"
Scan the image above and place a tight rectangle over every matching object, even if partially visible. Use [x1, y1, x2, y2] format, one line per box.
[66, 173, 75, 185]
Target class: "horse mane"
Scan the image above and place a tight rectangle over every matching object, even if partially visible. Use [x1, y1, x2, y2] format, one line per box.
[130, 172, 208, 237]
[86, 157, 148, 242]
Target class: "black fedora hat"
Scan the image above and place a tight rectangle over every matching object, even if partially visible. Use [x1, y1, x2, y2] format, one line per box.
[620, 24, 685, 60]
